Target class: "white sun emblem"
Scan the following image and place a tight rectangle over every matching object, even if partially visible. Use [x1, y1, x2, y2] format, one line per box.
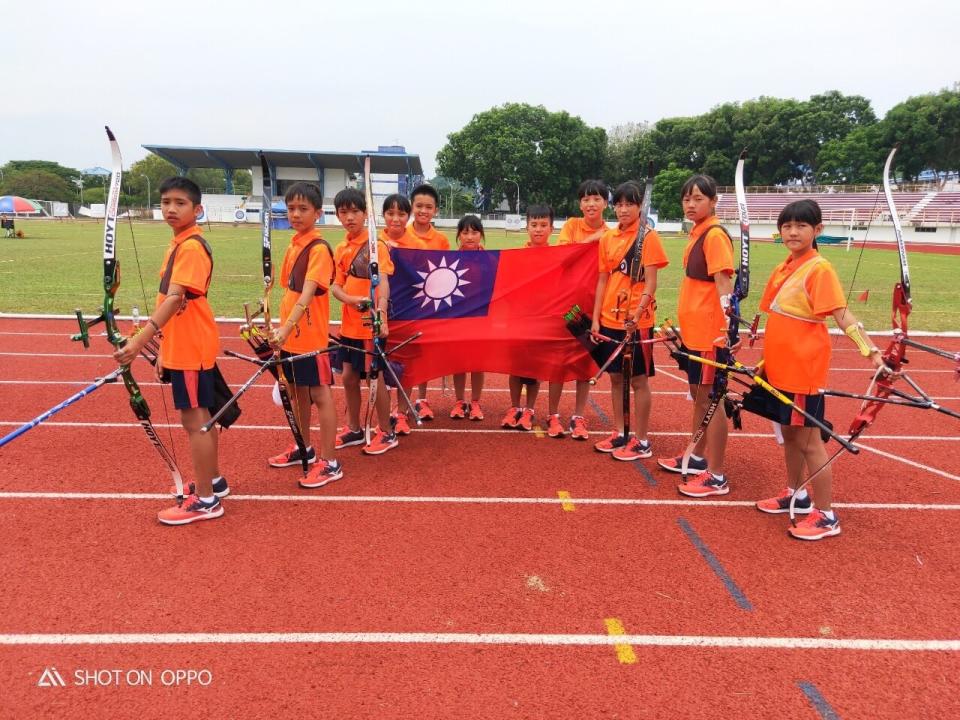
[412, 256, 471, 310]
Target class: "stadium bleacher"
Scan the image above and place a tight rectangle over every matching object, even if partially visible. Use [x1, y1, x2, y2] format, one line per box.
[715, 190, 960, 225]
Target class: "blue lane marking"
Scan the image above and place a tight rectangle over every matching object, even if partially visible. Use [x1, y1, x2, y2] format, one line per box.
[587, 398, 657, 486]
[677, 518, 753, 611]
[797, 681, 840, 719]
[587, 397, 610, 425]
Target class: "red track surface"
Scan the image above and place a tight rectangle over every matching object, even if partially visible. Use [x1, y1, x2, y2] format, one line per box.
[1, 318, 959, 719]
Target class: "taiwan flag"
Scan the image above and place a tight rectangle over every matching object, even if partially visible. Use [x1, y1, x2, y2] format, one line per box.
[387, 242, 598, 387]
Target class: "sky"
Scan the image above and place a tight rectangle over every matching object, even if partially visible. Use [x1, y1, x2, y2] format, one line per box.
[2, 0, 956, 179]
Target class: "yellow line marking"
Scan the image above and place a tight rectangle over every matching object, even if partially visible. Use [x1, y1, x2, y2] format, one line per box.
[604, 618, 637, 664]
[557, 491, 575, 512]
[533, 425, 545, 439]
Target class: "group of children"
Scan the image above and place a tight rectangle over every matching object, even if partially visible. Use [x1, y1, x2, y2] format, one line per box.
[117, 172, 884, 541]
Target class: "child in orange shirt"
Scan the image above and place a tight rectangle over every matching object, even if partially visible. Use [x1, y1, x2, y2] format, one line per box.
[658, 175, 737, 497]
[379, 193, 426, 435]
[266, 182, 340, 489]
[552, 179, 610, 440]
[502, 204, 553, 431]
[591, 182, 669, 461]
[114, 177, 226, 525]
[406, 184, 449, 421]
[330, 188, 397, 455]
[449, 215, 486, 420]
[752, 200, 884, 540]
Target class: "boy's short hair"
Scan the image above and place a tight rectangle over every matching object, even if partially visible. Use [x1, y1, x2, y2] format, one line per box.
[383, 193, 412, 215]
[526, 204, 554, 223]
[284, 182, 323, 208]
[680, 174, 718, 200]
[410, 183, 440, 206]
[334, 188, 366, 212]
[159, 176, 202, 205]
[611, 181, 644, 205]
[777, 199, 822, 229]
[456, 214, 485, 238]
[577, 179, 609, 200]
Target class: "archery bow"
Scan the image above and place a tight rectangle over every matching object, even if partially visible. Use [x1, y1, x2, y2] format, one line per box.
[680, 150, 756, 481]
[233, 153, 311, 476]
[72, 126, 185, 500]
[618, 163, 654, 442]
[362, 155, 384, 444]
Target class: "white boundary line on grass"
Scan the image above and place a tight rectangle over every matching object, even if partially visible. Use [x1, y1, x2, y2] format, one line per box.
[0, 491, 958, 512]
[0, 630, 956, 651]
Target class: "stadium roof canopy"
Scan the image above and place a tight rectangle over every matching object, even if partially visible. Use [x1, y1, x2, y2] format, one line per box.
[141, 145, 423, 176]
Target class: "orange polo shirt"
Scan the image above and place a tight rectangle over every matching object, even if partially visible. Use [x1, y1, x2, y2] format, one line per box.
[677, 219, 736, 351]
[278, 229, 335, 354]
[155, 226, 219, 370]
[558, 217, 608, 244]
[598, 222, 668, 330]
[759, 248, 846, 393]
[406, 223, 449, 250]
[380, 228, 427, 250]
[333, 229, 394, 339]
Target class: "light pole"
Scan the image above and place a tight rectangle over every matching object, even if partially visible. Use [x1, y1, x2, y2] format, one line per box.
[140, 174, 151, 212]
[503, 178, 520, 213]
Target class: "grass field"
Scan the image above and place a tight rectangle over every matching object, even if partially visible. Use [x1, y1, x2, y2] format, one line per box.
[1, 218, 957, 331]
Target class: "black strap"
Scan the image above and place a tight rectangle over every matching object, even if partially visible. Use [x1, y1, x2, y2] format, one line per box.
[347, 241, 371, 279]
[685, 224, 733, 282]
[159, 234, 213, 299]
[287, 237, 335, 293]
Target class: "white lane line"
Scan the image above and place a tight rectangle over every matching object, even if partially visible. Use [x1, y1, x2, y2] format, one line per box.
[0, 631, 956, 651]
[0, 420, 956, 443]
[855, 442, 960, 482]
[0, 491, 957, 512]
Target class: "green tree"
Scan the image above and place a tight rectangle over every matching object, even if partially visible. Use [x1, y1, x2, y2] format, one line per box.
[883, 88, 960, 182]
[430, 176, 476, 217]
[0, 169, 76, 202]
[0, 160, 81, 185]
[651, 166, 689, 221]
[437, 103, 606, 217]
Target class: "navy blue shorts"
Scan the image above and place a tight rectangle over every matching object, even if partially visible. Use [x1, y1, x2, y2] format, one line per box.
[280, 349, 334, 387]
[673, 345, 720, 386]
[595, 326, 655, 378]
[167, 367, 218, 410]
[741, 382, 828, 427]
[334, 336, 375, 379]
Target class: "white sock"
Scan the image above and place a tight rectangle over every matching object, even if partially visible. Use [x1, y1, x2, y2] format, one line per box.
[200, 495, 216, 504]
[690, 454, 704, 462]
[792, 488, 809, 501]
[711, 473, 725, 482]
[821, 509, 836, 521]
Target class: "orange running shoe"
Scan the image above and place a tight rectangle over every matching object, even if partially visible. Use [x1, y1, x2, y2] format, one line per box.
[267, 443, 317, 468]
[677, 471, 729, 497]
[335, 427, 365, 449]
[788, 509, 841, 541]
[501, 407, 521, 428]
[594, 432, 627, 453]
[415, 399, 435, 421]
[450, 401, 468, 419]
[756, 488, 812, 515]
[569, 416, 589, 441]
[612, 437, 652, 462]
[546, 414, 565, 438]
[657, 454, 708, 474]
[517, 408, 534, 431]
[157, 495, 223, 526]
[392, 412, 412, 435]
[468, 400, 484, 421]
[363, 430, 399, 456]
[299, 459, 344, 489]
